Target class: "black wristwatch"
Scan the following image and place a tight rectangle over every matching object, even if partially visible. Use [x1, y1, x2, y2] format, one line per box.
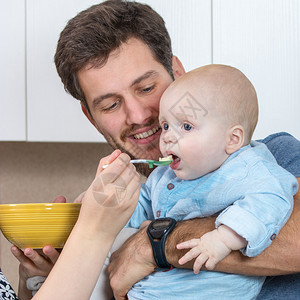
[147, 217, 177, 269]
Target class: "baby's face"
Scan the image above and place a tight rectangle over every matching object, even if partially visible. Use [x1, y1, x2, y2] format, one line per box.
[159, 81, 229, 180]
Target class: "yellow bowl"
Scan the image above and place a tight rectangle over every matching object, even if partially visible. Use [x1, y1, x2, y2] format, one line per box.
[0, 203, 81, 249]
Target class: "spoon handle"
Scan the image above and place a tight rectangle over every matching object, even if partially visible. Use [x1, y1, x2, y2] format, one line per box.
[102, 159, 147, 169]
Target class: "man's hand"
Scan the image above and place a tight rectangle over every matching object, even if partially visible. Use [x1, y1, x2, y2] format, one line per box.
[108, 227, 156, 300]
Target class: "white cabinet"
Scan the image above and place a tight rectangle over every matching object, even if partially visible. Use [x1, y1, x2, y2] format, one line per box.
[213, 0, 300, 140]
[26, 0, 105, 142]
[1, 0, 299, 142]
[142, 0, 212, 72]
[0, 1, 26, 141]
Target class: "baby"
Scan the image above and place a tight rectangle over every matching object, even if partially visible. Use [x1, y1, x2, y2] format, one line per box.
[20, 64, 298, 300]
[125, 64, 298, 299]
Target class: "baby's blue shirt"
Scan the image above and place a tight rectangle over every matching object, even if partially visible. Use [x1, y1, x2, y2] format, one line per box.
[127, 139, 298, 300]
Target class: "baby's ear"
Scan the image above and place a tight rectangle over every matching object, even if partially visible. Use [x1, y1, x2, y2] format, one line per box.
[225, 126, 245, 155]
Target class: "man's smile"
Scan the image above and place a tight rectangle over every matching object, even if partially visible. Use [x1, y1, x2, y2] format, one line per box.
[132, 125, 161, 140]
[128, 125, 161, 145]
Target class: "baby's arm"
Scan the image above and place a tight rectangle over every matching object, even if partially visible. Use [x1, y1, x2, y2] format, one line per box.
[177, 225, 247, 274]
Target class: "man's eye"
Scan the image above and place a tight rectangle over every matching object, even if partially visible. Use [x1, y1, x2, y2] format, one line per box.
[163, 123, 169, 130]
[183, 123, 192, 131]
[102, 99, 120, 112]
[141, 85, 154, 93]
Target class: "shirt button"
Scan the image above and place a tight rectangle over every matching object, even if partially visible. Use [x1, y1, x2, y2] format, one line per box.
[167, 183, 175, 190]
[156, 211, 161, 218]
[270, 233, 277, 241]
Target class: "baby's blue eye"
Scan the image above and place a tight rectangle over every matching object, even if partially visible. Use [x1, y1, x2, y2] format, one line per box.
[183, 123, 192, 131]
[163, 123, 169, 130]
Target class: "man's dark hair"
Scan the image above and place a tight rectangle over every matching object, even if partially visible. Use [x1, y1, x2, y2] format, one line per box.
[54, 0, 173, 109]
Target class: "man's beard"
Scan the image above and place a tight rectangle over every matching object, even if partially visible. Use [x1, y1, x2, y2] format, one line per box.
[103, 134, 161, 177]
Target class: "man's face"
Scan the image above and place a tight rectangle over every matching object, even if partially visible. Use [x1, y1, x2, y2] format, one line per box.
[78, 38, 174, 175]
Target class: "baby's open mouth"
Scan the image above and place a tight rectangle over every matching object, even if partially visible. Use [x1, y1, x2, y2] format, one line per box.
[169, 154, 181, 170]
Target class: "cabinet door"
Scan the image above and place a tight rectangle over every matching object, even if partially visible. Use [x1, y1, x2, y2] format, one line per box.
[26, 0, 104, 142]
[142, 0, 212, 72]
[26, 0, 211, 142]
[213, 0, 300, 140]
[0, 1, 26, 141]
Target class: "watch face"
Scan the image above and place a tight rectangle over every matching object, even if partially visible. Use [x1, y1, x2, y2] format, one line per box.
[152, 219, 172, 230]
[149, 218, 174, 239]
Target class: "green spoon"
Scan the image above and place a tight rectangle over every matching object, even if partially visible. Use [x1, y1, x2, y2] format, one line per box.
[103, 157, 173, 169]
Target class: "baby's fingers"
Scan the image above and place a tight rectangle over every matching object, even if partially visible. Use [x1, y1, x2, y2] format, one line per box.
[176, 238, 200, 250]
[193, 253, 209, 274]
[205, 257, 218, 271]
[178, 246, 201, 265]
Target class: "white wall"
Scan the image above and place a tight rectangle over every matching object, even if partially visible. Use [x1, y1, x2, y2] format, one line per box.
[0, 1, 26, 140]
[213, 0, 300, 140]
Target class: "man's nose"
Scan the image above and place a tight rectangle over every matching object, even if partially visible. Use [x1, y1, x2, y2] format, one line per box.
[124, 95, 152, 125]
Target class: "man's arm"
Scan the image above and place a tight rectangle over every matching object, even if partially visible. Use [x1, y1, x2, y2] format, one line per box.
[108, 178, 300, 299]
[167, 177, 300, 275]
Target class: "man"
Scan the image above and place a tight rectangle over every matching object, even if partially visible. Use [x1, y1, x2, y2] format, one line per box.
[13, 1, 300, 299]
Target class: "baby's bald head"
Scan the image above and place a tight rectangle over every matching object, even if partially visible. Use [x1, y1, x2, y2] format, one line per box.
[164, 64, 258, 143]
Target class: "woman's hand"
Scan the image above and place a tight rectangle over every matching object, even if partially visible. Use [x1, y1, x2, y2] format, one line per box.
[78, 149, 141, 238]
[13, 196, 66, 299]
[11, 196, 66, 280]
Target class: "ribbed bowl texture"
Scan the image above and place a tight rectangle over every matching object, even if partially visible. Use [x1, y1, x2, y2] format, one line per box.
[0, 203, 81, 249]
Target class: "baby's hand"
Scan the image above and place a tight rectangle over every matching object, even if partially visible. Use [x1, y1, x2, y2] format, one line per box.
[177, 229, 232, 274]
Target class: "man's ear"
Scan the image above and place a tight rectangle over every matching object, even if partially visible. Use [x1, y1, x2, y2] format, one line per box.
[225, 125, 245, 155]
[81, 103, 95, 126]
[81, 103, 103, 134]
[172, 56, 185, 79]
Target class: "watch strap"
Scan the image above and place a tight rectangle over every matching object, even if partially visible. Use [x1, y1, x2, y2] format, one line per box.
[147, 229, 170, 268]
[147, 218, 177, 269]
